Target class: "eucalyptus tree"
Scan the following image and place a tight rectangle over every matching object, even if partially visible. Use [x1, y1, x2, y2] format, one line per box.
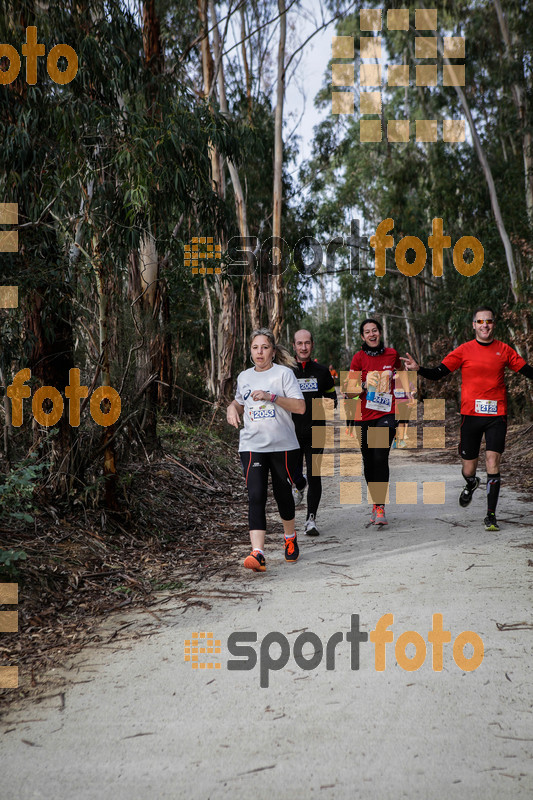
[0, 0, 239, 497]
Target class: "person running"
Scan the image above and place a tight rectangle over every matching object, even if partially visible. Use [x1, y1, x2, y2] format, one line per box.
[292, 329, 337, 536]
[347, 319, 410, 526]
[227, 328, 305, 571]
[401, 306, 533, 531]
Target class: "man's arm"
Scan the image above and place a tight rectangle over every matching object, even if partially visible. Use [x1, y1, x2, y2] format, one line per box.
[323, 379, 338, 408]
[519, 364, 533, 379]
[400, 353, 451, 381]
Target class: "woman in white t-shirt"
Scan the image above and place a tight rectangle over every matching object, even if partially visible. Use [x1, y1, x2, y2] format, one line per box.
[227, 328, 305, 572]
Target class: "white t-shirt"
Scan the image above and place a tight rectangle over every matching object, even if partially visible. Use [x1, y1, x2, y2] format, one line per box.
[235, 363, 303, 452]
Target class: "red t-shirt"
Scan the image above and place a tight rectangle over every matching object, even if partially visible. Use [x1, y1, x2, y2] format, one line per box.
[349, 348, 403, 420]
[441, 339, 526, 416]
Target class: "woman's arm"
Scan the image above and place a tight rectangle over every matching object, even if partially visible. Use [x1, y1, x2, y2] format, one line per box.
[227, 399, 244, 428]
[250, 390, 305, 414]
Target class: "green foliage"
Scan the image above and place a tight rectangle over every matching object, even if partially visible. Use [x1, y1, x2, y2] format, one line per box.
[0, 549, 27, 579]
[0, 458, 45, 525]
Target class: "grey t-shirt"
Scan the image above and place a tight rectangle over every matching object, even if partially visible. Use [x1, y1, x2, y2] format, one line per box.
[235, 363, 303, 453]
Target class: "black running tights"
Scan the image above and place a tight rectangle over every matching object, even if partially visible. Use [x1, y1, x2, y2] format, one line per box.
[240, 449, 300, 530]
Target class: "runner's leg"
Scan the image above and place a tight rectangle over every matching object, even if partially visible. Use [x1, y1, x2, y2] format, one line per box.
[458, 416, 484, 507]
[270, 450, 298, 537]
[270, 450, 300, 561]
[303, 441, 324, 519]
[361, 416, 395, 508]
[484, 416, 506, 518]
[293, 441, 307, 492]
[240, 451, 268, 551]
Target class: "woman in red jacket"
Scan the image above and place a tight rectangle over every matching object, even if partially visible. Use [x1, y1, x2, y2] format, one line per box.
[348, 319, 409, 525]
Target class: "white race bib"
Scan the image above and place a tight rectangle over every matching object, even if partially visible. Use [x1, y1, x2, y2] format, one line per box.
[366, 391, 392, 413]
[298, 377, 318, 392]
[251, 406, 276, 420]
[475, 399, 498, 415]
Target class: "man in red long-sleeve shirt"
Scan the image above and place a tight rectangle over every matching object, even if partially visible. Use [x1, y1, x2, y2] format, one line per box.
[402, 306, 533, 531]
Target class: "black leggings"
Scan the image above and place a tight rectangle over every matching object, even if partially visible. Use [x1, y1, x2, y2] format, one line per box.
[296, 439, 323, 518]
[359, 414, 397, 487]
[240, 450, 299, 530]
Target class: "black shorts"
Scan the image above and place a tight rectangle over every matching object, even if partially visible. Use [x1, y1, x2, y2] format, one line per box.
[459, 415, 507, 460]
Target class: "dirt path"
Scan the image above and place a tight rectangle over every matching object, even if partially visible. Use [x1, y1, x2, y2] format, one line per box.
[2, 451, 533, 799]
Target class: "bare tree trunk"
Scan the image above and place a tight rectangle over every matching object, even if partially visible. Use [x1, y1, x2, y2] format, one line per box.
[436, 36, 520, 302]
[240, 4, 253, 122]
[208, 0, 260, 331]
[92, 235, 119, 507]
[0, 358, 13, 465]
[493, 0, 533, 226]
[25, 270, 74, 497]
[203, 277, 217, 396]
[200, 0, 238, 400]
[270, 0, 287, 341]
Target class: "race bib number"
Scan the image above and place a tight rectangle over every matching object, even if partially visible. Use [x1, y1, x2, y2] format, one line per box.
[298, 377, 318, 392]
[252, 406, 276, 420]
[475, 399, 498, 415]
[366, 391, 392, 412]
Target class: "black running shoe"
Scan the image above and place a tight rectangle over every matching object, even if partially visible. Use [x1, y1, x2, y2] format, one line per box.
[284, 534, 299, 563]
[484, 512, 500, 531]
[459, 476, 480, 507]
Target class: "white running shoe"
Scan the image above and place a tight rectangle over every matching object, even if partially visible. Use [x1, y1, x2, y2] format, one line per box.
[304, 513, 320, 536]
[292, 477, 307, 506]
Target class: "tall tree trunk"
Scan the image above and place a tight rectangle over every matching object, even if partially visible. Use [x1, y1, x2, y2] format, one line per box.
[92, 234, 119, 507]
[436, 36, 520, 303]
[25, 239, 74, 497]
[240, 5, 253, 122]
[493, 0, 533, 227]
[128, 0, 168, 447]
[270, 0, 287, 341]
[208, 0, 260, 332]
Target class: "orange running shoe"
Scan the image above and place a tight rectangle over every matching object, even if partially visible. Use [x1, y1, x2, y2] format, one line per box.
[243, 549, 266, 571]
[374, 505, 388, 525]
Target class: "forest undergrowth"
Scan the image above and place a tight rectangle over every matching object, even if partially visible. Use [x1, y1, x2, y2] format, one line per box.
[0, 415, 249, 710]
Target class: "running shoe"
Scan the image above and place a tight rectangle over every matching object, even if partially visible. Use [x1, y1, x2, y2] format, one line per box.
[370, 504, 378, 523]
[459, 476, 480, 507]
[284, 534, 299, 563]
[397, 440, 407, 449]
[304, 514, 319, 536]
[484, 512, 500, 532]
[243, 549, 266, 572]
[374, 505, 388, 525]
[292, 478, 307, 506]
